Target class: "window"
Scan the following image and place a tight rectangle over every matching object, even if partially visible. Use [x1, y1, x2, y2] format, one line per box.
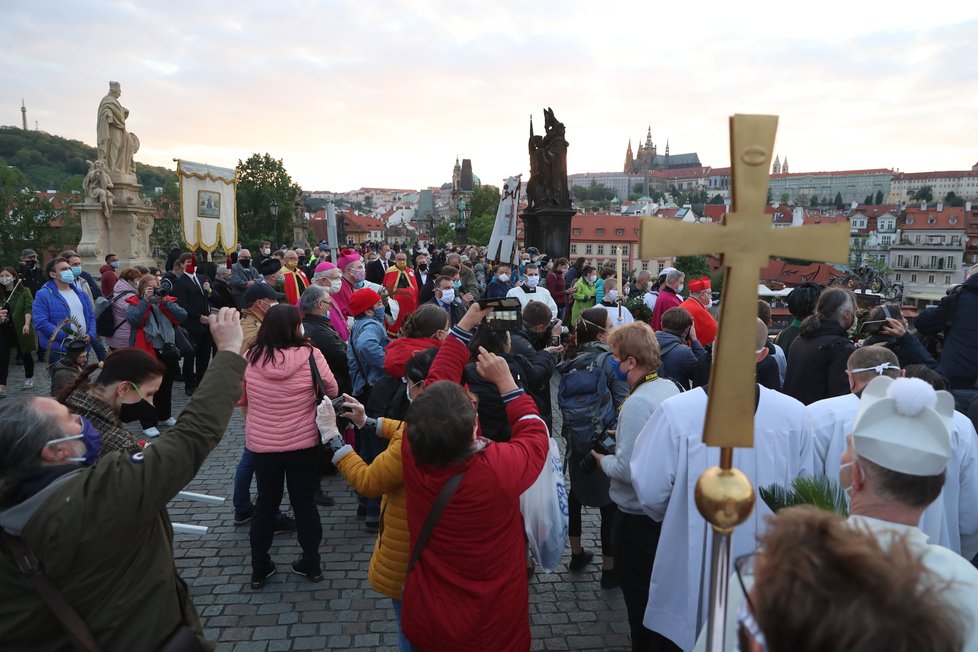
[915, 235, 922, 244]
[596, 228, 605, 235]
[641, 262, 649, 271]
[906, 216, 914, 224]
[911, 274, 918, 283]
[950, 216, 958, 225]
[895, 273, 902, 281]
[930, 255, 939, 269]
[928, 275, 935, 284]
[597, 245, 605, 255]
[928, 216, 937, 224]
[585, 244, 593, 254]
[947, 256, 955, 269]
[945, 275, 952, 284]
[912, 255, 920, 267]
[616, 228, 624, 236]
[572, 228, 581, 235]
[621, 245, 629, 255]
[570, 244, 577, 254]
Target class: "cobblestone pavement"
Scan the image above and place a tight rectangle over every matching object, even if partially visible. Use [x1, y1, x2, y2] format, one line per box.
[12, 362, 631, 651]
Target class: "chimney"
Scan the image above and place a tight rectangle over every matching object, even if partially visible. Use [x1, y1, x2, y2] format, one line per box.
[792, 206, 805, 227]
[937, 201, 944, 212]
[921, 200, 927, 211]
[851, 200, 858, 209]
[967, 201, 973, 211]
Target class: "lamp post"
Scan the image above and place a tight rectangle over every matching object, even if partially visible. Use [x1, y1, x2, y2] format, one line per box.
[269, 199, 279, 247]
[456, 198, 470, 245]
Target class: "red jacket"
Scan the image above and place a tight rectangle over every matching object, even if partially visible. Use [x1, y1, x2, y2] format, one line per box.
[401, 331, 549, 651]
[680, 297, 717, 346]
[546, 270, 567, 306]
[383, 336, 443, 378]
[651, 286, 683, 330]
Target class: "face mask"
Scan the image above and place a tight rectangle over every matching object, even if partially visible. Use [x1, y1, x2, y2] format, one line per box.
[239, 259, 251, 268]
[110, 261, 119, 269]
[452, 280, 461, 290]
[46, 433, 87, 463]
[324, 310, 331, 320]
[373, 306, 386, 322]
[286, 260, 298, 269]
[840, 461, 856, 496]
[526, 275, 540, 288]
[497, 273, 510, 283]
[587, 275, 597, 284]
[610, 357, 628, 381]
[395, 261, 407, 270]
[59, 270, 75, 284]
[262, 248, 271, 256]
[440, 288, 455, 303]
[24, 260, 36, 269]
[351, 268, 366, 283]
[0, 276, 12, 286]
[299, 324, 305, 337]
[118, 382, 155, 424]
[385, 251, 392, 260]
[605, 289, 618, 302]
[419, 263, 428, 272]
[677, 284, 684, 293]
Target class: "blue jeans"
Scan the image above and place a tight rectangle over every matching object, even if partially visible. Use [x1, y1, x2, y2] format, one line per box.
[390, 599, 419, 652]
[233, 447, 256, 513]
[356, 425, 388, 523]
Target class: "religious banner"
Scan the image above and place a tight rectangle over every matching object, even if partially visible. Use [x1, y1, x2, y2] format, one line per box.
[176, 160, 237, 253]
[487, 174, 521, 265]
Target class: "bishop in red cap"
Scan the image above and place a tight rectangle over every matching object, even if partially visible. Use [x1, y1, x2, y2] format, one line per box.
[680, 276, 717, 346]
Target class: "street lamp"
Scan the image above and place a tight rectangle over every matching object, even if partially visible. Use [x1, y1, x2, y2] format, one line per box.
[270, 199, 279, 247]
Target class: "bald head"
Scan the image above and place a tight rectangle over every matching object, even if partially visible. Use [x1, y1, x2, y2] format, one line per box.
[755, 318, 769, 351]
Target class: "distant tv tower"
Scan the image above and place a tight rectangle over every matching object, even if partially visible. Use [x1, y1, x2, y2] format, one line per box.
[21, 99, 27, 130]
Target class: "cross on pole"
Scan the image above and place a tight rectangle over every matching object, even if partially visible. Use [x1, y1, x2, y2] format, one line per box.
[639, 115, 849, 448]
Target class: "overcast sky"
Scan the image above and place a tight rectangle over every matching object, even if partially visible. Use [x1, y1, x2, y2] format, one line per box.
[3, 1, 977, 192]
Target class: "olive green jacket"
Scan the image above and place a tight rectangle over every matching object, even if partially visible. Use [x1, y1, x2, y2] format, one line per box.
[1, 286, 38, 353]
[0, 350, 245, 652]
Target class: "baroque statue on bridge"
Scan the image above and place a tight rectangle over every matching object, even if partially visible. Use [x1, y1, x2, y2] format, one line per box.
[526, 108, 571, 211]
[96, 81, 140, 177]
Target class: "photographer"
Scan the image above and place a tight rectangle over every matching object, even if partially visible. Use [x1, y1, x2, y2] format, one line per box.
[590, 323, 680, 651]
[125, 274, 187, 437]
[509, 300, 563, 432]
[860, 303, 937, 370]
[556, 306, 628, 587]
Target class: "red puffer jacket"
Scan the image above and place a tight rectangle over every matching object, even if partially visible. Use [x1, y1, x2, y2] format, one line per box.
[383, 336, 443, 378]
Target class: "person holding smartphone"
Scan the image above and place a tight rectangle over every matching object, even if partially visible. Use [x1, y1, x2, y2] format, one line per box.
[859, 303, 937, 369]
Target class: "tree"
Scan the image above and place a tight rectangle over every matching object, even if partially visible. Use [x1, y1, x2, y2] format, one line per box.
[874, 190, 884, 205]
[364, 195, 373, 209]
[795, 194, 809, 207]
[766, 188, 773, 203]
[633, 183, 644, 194]
[779, 192, 790, 204]
[810, 196, 820, 207]
[913, 186, 933, 202]
[466, 213, 495, 246]
[834, 192, 844, 207]
[945, 191, 965, 208]
[235, 153, 303, 248]
[470, 184, 501, 218]
[0, 164, 63, 267]
[675, 255, 711, 279]
[435, 222, 455, 244]
[709, 194, 725, 205]
[864, 195, 873, 205]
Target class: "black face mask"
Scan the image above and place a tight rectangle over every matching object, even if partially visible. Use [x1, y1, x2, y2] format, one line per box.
[23, 260, 36, 269]
[119, 399, 155, 424]
[418, 263, 428, 272]
[239, 259, 251, 268]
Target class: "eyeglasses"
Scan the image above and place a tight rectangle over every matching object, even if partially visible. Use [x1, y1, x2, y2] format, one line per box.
[734, 552, 768, 650]
[734, 552, 757, 613]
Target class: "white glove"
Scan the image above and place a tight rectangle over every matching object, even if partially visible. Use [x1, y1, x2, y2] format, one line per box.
[316, 400, 342, 445]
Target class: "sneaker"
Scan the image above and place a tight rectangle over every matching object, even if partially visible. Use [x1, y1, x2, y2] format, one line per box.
[142, 427, 161, 438]
[273, 513, 297, 534]
[568, 550, 594, 572]
[250, 562, 276, 590]
[233, 510, 254, 526]
[291, 558, 324, 583]
[161, 417, 177, 427]
[313, 489, 335, 507]
[600, 569, 620, 590]
[23, 378, 33, 389]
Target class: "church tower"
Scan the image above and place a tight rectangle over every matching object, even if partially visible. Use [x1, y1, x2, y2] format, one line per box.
[452, 156, 461, 192]
[624, 139, 634, 173]
[782, 157, 789, 174]
[772, 155, 781, 175]
[21, 99, 27, 130]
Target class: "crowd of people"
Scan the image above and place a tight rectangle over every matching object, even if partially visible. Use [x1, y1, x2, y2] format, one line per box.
[1, 238, 978, 652]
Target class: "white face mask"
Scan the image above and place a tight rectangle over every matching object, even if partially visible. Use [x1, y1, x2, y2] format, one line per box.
[0, 276, 13, 286]
[46, 433, 86, 463]
[329, 278, 342, 294]
[262, 248, 271, 256]
[299, 324, 305, 337]
[605, 289, 618, 302]
[497, 273, 510, 283]
[587, 275, 597, 284]
[440, 288, 455, 303]
[525, 275, 540, 288]
[677, 284, 684, 293]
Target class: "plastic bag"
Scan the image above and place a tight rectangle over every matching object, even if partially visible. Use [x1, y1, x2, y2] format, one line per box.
[520, 437, 569, 572]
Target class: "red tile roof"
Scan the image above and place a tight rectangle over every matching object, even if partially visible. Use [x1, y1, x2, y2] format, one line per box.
[892, 171, 978, 180]
[902, 207, 967, 230]
[760, 260, 845, 287]
[770, 168, 893, 178]
[568, 213, 642, 242]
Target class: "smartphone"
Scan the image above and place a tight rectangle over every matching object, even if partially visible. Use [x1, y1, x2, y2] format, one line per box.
[476, 297, 523, 331]
[861, 319, 887, 334]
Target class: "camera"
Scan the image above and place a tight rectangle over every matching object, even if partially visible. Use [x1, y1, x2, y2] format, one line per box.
[154, 278, 174, 297]
[579, 431, 616, 473]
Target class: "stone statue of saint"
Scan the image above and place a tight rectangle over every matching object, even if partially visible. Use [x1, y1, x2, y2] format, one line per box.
[525, 108, 571, 211]
[97, 81, 140, 176]
[82, 159, 114, 218]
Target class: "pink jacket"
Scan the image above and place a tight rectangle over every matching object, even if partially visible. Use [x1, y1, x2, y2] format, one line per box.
[240, 345, 338, 453]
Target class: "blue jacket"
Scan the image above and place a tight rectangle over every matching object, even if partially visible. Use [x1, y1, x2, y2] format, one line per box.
[485, 278, 512, 299]
[916, 273, 978, 388]
[32, 281, 97, 353]
[655, 331, 706, 389]
[347, 315, 389, 396]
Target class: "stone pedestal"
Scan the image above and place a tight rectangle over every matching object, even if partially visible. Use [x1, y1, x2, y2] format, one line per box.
[76, 177, 156, 273]
[292, 222, 310, 252]
[520, 207, 576, 260]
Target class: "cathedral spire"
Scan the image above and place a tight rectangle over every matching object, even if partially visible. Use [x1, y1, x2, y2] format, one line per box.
[782, 157, 789, 174]
[624, 139, 634, 174]
[772, 155, 781, 175]
[645, 125, 653, 148]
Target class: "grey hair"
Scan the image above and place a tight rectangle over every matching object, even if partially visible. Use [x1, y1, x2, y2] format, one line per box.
[215, 267, 231, 281]
[300, 284, 330, 315]
[0, 400, 62, 499]
[666, 269, 685, 285]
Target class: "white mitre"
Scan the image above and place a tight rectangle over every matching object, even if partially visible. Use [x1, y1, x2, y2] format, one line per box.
[851, 376, 954, 476]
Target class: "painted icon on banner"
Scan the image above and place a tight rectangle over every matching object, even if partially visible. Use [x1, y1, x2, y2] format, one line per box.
[197, 190, 221, 218]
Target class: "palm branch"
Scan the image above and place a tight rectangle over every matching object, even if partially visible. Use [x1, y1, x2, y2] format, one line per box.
[759, 474, 849, 516]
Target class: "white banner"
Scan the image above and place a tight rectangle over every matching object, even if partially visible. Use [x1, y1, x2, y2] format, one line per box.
[487, 174, 521, 265]
[176, 160, 237, 253]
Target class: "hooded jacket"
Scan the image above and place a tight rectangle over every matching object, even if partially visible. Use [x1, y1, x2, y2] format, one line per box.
[782, 319, 854, 405]
[240, 346, 338, 453]
[32, 281, 98, 353]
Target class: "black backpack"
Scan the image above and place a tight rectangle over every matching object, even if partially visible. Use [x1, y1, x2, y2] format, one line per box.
[95, 291, 134, 337]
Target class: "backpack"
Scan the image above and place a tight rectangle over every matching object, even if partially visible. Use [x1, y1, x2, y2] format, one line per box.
[95, 291, 134, 337]
[558, 352, 617, 457]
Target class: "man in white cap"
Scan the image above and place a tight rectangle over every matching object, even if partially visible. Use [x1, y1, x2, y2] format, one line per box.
[631, 318, 813, 651]
[809, 346, 978, 557]
[843, 375, 978, 651]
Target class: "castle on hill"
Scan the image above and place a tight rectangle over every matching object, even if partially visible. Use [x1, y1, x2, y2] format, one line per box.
[623, 125, 701, 173]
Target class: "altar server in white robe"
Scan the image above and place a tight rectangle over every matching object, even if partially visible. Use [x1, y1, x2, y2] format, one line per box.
[809, 345, 978, 558]
[630, 319, 814, 651]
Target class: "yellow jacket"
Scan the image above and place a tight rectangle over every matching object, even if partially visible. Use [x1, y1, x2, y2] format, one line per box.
[335, 418, 408, 599]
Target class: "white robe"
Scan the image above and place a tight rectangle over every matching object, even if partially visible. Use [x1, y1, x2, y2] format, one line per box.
[506, 285, 558, 319]
[808, 393, 978, 558]
[630, 385, 814, 651]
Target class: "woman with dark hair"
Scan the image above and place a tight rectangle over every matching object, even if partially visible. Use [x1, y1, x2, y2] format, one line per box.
[556, 306, 629, 588]
[783, 287, 857, 405]
[104, 267, 141, 351]
[58, 347, 166, 457]
[329, 347, 440, 652]
[241, 304, 338, 590]
[463, 325, 536, 442]
[0, 266, 37, 394]
[775, 283, 822, 354]
[125, 274, 186, 437]
[569, 265, 598, 326]
[860, 303, 937, 369]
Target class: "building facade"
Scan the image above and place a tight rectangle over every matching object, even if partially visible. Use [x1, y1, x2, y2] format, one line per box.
[889, 204, 967, 304]
[768, 169, 893, 205]
[888, 167, 978, 202]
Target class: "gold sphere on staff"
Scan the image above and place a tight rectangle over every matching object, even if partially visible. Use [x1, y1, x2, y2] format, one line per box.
[694, 466, 755, 533]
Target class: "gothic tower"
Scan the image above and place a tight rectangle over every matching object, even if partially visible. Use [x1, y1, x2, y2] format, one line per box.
[782, 157, 789, 174]
[624, 139, 634, 173]
[772, 155, 781, 175]
[452, 156, 461, 192]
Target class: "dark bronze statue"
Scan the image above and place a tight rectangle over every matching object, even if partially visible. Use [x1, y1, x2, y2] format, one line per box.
[526, 108, 571, 211]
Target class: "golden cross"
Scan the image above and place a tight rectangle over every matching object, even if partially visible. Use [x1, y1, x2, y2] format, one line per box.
[639, 115, 849, 447]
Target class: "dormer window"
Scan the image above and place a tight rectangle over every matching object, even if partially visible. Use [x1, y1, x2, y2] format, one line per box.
[906, 217, 914, 224]
[596, 228, 605, 235]
[928, 216, 937, 224]
[572, 228, 581, 235]
[616, 228, 624, 236]
[950, 216, 958, 225]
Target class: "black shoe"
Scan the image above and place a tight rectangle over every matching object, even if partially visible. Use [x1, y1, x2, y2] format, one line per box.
[273, 512, 297, 534]
[568, 550, 594, 572]
[250, 562, 276, 590]
[355, 505, 366, 520]
[364, 520, 380, 534]
[291, 558, 324, 583]
[600, 569, 619, 590]
[313, 489, 335, 507]
[233, 510, 254, 526]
